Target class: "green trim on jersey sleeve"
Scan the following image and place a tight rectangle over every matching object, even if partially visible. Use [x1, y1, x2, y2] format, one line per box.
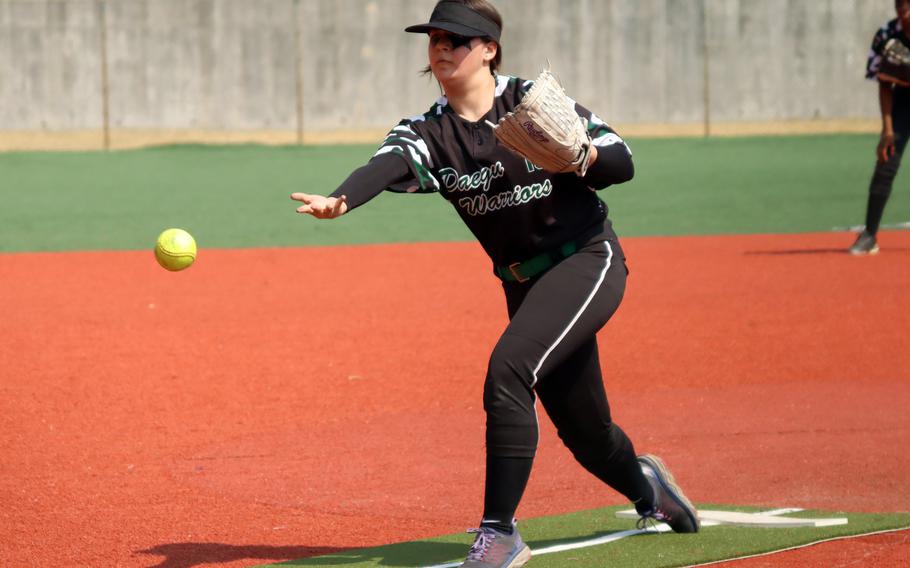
[585, 112, 628, 150]
[587, 120, 612, 141]
[382, 147, 441, 194]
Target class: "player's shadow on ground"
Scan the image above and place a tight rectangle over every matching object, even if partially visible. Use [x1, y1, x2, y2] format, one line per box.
[136, 543, 342, 568]
[137, 540, 465, 568]
[262, 540, 468, 567]
[743, 248, 850, 256]
[743, 247, 910, 255]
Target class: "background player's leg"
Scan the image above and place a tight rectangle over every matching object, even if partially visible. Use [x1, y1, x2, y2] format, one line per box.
[865, 146, 906, 236]
[861, 91, 910, 242]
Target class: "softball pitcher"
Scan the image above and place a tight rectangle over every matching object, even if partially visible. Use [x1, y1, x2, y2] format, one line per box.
[291, 2, 699, 566]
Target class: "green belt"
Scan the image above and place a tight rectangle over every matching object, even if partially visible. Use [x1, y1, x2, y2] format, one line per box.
[494, 241, 580, 283]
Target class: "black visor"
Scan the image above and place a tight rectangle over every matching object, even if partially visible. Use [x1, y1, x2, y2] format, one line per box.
[404, 1, 501, 41]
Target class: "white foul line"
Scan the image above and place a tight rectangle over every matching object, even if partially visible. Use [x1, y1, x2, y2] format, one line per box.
[831, 221, 910, 232]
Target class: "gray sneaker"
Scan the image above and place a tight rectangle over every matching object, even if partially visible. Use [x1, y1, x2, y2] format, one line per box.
[460, 524, 531, 568]
[635, 454, 700, 533]
[849, 231, 879, 255]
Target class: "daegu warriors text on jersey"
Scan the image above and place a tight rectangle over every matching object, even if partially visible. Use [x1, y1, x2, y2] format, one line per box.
[374, 74, 631, 267]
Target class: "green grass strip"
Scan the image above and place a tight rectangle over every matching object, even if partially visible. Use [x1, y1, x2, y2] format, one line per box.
[256, 505, 910, 568]
[0, 143, 468, 253]
[2, 134, 909, 252]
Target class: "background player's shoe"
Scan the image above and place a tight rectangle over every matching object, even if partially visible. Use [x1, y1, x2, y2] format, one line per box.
[460, 523, 531, 568]
[849, 231, 879, 255]
[635, 454, 700, 533]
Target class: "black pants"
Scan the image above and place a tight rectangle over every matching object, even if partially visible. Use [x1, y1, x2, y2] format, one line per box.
[866, 86, 910, 234]
[483, 238, 642, 499]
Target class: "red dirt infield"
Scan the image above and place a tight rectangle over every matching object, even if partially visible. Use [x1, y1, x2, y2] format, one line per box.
[1, 231, 908, 568]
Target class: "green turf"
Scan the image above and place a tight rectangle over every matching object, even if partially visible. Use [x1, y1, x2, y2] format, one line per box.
[1, 134, 909, 253]
[255, 505, 910, 568]
[0, 143, 469, 253]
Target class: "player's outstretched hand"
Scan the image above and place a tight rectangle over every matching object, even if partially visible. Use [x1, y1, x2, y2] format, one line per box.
[291, 193, 348, 219]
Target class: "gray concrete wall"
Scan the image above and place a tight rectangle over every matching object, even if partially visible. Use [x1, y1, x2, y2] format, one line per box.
[105, 0, 298, 129]
[0, 0, 895, 141]
[704, 0, 885, 121]
[0, 0, 104, 129]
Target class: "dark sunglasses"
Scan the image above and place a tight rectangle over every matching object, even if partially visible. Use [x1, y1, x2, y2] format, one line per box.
[429, 32, 479, 50]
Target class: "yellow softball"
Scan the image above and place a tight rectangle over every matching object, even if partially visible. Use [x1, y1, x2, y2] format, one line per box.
[154, 228, 197, 272]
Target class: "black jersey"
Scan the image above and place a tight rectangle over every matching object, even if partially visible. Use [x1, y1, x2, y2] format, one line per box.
[373, 74, 632, 266]
[867, 18, 908, 80]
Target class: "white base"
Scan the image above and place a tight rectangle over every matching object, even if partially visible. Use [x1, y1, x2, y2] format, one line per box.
[615, 508, 848, 528]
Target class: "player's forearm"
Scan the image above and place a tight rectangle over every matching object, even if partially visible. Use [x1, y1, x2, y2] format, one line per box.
[328, 154, 412, 210]
[879, 81, 895, 134]
[582, 142, 634, 189]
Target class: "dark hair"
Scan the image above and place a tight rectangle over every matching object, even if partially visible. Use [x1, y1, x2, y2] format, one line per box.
[464, 0, 503, 74]
[420, 0, 503, 76]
